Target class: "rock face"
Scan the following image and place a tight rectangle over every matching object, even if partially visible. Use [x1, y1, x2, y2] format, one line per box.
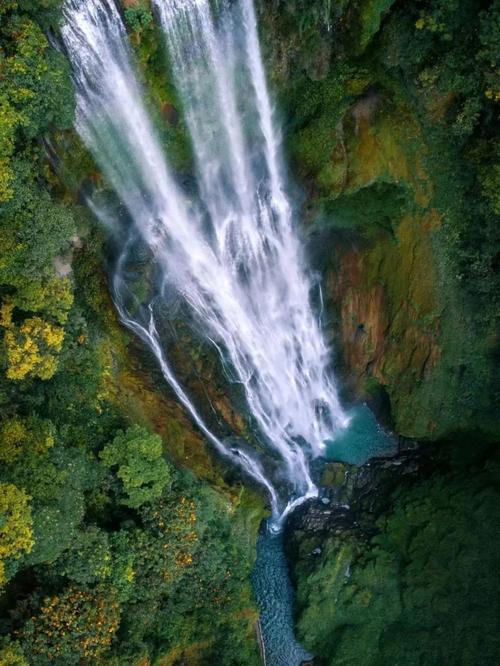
[325, 209, 444, 439]
[257, 0, 499, 444]
[311, 102, 480, 442]
[286, 439, 426, 540]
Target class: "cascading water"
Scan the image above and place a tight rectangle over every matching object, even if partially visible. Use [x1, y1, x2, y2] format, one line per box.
[61, 0, 349, 525]
[152, 0, 348, 502]
[61, 1, 352, 662]
[61, 0, 280, 518]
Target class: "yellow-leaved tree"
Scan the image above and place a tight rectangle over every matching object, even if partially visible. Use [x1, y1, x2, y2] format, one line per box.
[0, 483, 34, 586]
[0, 416, 55, 463]
[0, 302, 65, 380]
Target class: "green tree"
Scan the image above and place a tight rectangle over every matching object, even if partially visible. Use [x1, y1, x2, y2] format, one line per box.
[15, 277, 74, 325]
[0, 14, 73, 139]
[0, 159, 75, 285]
[124, 1, 153, 36]
[100, 426, 171, 509]
[57, 526, 111, 586]
[0, 640, 28, 666]
[6, 447, 92, 566]
[0, 96, 20, 202]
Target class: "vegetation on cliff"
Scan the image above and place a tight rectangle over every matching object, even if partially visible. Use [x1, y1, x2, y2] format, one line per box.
[263, 0, 500, 441]
[291, 443, 500, 664]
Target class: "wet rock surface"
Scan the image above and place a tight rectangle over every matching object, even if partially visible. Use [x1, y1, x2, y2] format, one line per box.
[286, 438, 429, 540]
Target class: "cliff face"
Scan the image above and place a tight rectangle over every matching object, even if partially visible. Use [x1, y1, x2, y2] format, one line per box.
[321, 105, 444, 439]
[259, 0, 499, 442]
[259, 2, 500, 663]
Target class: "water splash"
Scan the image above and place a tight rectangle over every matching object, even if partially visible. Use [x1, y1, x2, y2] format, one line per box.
[61, 0, 348, 525]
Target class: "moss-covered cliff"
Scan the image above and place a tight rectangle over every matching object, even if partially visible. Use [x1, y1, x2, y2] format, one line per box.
[260, 2, 500, 663]
[261, 0, 499, 442]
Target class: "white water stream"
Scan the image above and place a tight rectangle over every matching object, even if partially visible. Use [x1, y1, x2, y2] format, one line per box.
[61, 0, 348, 527]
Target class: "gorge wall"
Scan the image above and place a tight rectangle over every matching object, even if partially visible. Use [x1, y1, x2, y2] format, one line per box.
[258, 2, 500, 663]
[260, 0, 499, 443]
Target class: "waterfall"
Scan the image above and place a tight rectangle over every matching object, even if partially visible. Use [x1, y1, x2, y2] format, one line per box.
[61, 0, 348, 526]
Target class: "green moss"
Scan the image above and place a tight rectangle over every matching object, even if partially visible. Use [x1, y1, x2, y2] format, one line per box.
[321, 462, 348, 487]
[124, 2, 193, 172]
[283, 65, 369, 186]
[354, 0, 398, 53]
[322, 181, 407, 235]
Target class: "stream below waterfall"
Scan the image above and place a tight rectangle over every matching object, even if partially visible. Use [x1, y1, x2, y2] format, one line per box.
[251, 404, 395, 666]
[252, 523, 313, 666]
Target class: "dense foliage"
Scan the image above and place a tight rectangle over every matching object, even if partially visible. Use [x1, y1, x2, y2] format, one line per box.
[293, 445, 500, 664]
[0, 2, 262, 664]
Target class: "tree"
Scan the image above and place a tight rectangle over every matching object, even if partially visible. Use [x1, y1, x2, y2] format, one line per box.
[124, 1, 153, 37]
[0, 159, 76, 286]
[0, 14, 73, 138]
[0, 415, 55, 463]
[0, 482, 33, 586]
[100, 426, 171, 509]
[15, 277, 74, 325]
[0, 95, 20, 202]
[20, 586, 121, 664]
[2, 315, 65, 381]
[57, 527, 111, 587]
[11, 447, 91, 567]
[0, 640, 28, 666]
